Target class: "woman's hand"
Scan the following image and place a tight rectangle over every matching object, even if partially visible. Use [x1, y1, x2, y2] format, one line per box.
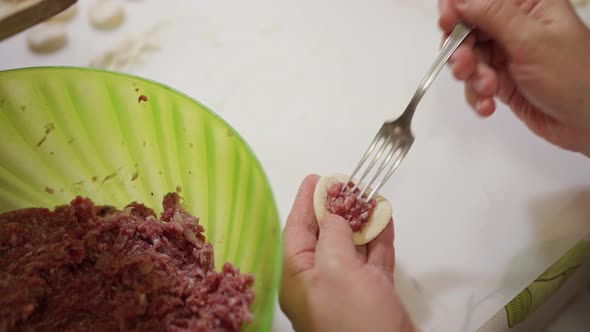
[279, 174, 418, 332]
[439, 0, 590, 156]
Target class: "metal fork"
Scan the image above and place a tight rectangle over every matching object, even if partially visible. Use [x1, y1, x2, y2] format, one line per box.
[343, 21, 473, 201]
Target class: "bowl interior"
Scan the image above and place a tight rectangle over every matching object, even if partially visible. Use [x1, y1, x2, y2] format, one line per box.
[0, 67, 281, 332]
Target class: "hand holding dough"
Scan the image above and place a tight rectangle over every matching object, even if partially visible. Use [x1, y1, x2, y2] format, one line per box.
[313, 174, 392, 245]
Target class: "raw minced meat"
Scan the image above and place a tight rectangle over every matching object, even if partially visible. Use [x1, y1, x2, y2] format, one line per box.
[325, 181, 377, 232]
[0, 193, 255, 332]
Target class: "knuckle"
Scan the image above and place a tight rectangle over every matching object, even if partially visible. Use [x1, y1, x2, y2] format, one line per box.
[281, 254, 308, 281]
[480, 0, 502, 19]
[509, 29, 537, 59]
[318, 256, 345, 274]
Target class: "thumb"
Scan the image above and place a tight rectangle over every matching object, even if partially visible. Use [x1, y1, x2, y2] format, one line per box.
[454, 0, 532, 51]
[315, 214, 357, 266]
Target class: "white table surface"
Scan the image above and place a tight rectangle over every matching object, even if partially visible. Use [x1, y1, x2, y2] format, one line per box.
[1, 1, 589, 331]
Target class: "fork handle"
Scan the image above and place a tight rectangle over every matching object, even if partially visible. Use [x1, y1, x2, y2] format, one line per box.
[400, 21, 473, 123]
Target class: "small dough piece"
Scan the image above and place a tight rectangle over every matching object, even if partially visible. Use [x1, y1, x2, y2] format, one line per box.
[27, 22, 67, 54]
[88, 0, 125, 30]
[313, 174, 392, 245]
[49, 3, 78, 22]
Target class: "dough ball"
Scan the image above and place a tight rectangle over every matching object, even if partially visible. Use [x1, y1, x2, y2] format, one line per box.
[27, 22, 67, 54]
[88, 0, 125, 30]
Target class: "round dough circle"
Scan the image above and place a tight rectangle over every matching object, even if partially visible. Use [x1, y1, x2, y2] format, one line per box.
[26, 22, 67, 54]
[313, 173, 392, 245]
[88, 0, 125, 30]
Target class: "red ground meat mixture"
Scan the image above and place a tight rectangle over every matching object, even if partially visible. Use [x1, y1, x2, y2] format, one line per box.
[326, 181, 377, 232]
[0, 193, 254, 332]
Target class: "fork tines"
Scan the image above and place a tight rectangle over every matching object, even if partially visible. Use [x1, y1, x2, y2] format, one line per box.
[342, 123, 412, 202]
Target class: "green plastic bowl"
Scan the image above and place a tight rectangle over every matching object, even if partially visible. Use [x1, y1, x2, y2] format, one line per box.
[0, 67, 282, 332]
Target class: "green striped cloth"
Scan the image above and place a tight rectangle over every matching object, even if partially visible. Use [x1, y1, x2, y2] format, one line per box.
[477, 237, 590, 331]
